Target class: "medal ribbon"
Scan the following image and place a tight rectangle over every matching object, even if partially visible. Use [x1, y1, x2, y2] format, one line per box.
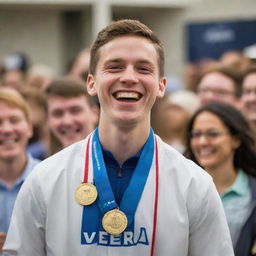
[92, 127, 155, 227]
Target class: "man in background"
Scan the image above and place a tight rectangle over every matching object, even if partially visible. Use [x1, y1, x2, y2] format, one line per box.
[197, 66, 241, 108]
[45, 76, 99, 154]
[0, 88, 40, 253]
[241, 65, 256, 132]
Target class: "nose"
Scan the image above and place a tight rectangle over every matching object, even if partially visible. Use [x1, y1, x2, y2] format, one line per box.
[61, 112, 73, 126]
[0, 121, 13, 134]
[119, 66, 139, 84]
[196, 134, 209, 145]
[247, 91, 256, 101]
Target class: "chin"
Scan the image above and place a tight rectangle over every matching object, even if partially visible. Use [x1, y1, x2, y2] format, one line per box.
[198, 159, 214, 169]
[0, 152, 19, 161]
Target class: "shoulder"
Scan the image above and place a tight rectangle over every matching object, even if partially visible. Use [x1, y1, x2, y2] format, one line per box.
[156, 135, 217, 213]
[25, 139, 87, 187]
[156, 135, 212, 188]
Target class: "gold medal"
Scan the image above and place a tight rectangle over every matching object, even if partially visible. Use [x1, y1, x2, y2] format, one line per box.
[75, 183, 98, 206]
[102, 209, 128, 235]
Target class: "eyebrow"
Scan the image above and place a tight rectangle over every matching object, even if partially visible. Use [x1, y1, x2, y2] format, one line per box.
[103, 58, 123, 66]
[103, 58, 154, 66]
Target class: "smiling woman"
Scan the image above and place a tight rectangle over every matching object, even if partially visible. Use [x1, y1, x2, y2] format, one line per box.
[185, 102, 256, 256]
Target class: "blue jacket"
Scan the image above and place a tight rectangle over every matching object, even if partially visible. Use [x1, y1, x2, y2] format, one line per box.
[235, 176, 256, 256]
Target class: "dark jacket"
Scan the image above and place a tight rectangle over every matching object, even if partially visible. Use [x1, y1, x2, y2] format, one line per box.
[235, 176, 256, 256]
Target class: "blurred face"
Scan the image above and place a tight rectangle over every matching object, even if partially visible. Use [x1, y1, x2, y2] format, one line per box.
[0, 102, 32, 162]
[198, 72, 237, 107]
[47, 96, 98, 147]
[164, 103, 190, 131]
[1, 70, 25, 92]
[241, 73, 256, 123]
[190, 111, 239, 171]
[87, 35, 166, 127]
[169, 104, 190, 131]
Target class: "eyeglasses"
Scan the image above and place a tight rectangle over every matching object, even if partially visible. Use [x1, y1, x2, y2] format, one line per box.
[242, 88, 256, 96]
[198, 88, 235, 97]
[190, 130, 230, 140]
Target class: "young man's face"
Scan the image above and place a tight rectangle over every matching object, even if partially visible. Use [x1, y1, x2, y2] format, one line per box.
[87, 35, 166, 127]
[47, 95, 98, 147]
[0, 102, 32, 161]
[241, 72, 256, 123]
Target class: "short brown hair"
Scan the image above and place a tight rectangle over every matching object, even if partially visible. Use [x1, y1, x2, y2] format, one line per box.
[242, 65, 256, 81]
[45, 76, 97, 107]
[0, 88, 30, 122]
[89, 19, 165, 77]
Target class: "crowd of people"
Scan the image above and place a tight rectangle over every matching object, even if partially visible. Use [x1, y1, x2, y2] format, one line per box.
[0, 19, 256, 255]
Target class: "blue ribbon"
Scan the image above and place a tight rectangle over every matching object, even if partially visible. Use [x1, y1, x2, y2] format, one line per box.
[81, 128, 154, 243]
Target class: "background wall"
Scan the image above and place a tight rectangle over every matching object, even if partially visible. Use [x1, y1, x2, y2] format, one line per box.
[0, 0, 256, 83]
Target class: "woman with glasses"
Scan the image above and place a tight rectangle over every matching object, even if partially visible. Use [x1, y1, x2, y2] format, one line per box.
[185, 102, 256, 256]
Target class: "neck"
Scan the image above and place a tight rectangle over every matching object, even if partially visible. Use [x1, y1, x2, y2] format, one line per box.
[98, 118, 151, 165]
[206, 162, 237, 194]
[0, 153, 27, 187]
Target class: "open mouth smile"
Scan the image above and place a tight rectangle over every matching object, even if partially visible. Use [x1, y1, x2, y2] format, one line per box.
[60, 127, 82, 135]
[113, 91, 142, 102]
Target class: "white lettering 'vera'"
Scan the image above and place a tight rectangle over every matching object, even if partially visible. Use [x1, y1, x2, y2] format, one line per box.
[82, 228, 149, 246]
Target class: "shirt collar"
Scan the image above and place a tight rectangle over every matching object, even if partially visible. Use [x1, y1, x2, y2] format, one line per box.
[223, 170, 249, 197]
[0, 153, 40, 189]
[15, 154, 38, 184]
[101, 145, 142, 168]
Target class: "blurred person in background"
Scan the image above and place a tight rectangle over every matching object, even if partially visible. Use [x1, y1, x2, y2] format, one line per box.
[243, 44, 256, 65]
[21, 88, 49, 160]
[220, 50, 252, 75]
[151, 90, 199, 154]
[184, 59, 219, 93]
[197, 66, 241, 108]
[241, 65, 256, 133]
[0, 88, 40, 253]
[45, 76, 99, 154]
[0, 53, 29, 92]
[26, 64, 55, 91]
[186, 102, 256, 256]
[68, 48, 90, 81]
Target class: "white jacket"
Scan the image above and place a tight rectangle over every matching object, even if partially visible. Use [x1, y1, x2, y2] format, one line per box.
[3, 134, 234, 256]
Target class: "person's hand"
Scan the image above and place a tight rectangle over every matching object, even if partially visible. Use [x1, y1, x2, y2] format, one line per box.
[0, 232, 6, 253]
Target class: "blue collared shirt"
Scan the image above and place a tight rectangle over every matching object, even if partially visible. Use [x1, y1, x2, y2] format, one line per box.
[0, 154, 40, 233]
[221, 170, 251, 247]
[102, 147, 141, 205]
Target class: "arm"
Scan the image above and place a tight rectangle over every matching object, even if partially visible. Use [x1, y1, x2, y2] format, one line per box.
[188, 180, 234, 256]
[3, 171, 46, 256]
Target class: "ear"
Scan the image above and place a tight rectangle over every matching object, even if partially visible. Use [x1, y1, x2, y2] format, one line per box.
[27, 122, 33, 140]
[157, 77, 166, 98]
[87, 74, 97, 96]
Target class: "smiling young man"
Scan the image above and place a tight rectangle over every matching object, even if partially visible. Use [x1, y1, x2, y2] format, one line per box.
[3, 20, 233, 256]
[0, 88, 40, 254]
[45, 76, 99, 154]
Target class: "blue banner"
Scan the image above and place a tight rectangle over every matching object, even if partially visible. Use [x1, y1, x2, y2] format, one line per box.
[186, 19, 256, 62]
